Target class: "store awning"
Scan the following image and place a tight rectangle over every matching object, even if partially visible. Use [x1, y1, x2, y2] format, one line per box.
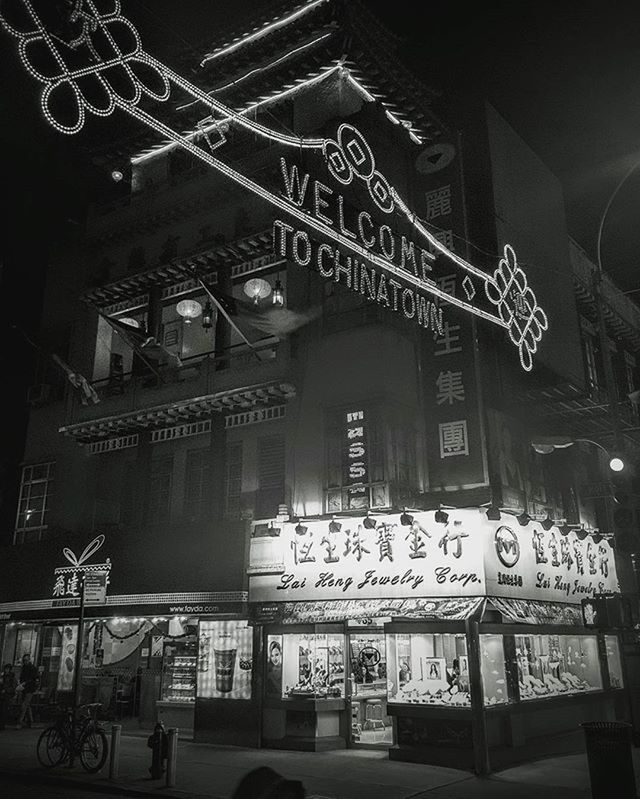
[250, 596, 484, 625]
[488, 597, 584, 627]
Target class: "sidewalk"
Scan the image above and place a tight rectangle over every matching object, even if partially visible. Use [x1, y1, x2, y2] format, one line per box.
[1, 725, 639, 799]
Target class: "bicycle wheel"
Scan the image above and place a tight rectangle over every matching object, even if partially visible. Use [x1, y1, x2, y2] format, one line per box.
[36, 726, 67, 768]
[79, 727, 108, 773]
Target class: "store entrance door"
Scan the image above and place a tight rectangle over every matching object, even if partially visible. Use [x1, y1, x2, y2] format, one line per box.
[348, 629, 393, 748]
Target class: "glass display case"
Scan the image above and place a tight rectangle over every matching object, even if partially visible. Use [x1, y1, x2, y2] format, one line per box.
[515, 634, 602, 700]
[480, 634, 510, 706]
[274, 630, 345, 700]
[604, 635, 624, 689]
[387, 632, 470, 707]
[161, 641, 197, 703]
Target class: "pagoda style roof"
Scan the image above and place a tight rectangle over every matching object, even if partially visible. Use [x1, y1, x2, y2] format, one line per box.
[129, 0, 445, 164]
[82, 229, 275, 311]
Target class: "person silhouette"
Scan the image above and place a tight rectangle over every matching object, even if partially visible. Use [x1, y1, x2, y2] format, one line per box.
[231, 766, 305, 798]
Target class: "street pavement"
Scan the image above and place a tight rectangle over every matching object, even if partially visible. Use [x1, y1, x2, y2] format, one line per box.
[0, 724, 639, 798]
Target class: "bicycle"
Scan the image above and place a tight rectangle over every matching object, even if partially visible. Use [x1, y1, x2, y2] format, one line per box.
[37, 702, 109, 773]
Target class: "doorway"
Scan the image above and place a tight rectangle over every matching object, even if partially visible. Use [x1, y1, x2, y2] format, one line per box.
[348, 629, 393, 747]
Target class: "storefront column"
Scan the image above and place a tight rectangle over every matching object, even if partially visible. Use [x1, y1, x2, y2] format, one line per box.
[466, 619, 490, 775]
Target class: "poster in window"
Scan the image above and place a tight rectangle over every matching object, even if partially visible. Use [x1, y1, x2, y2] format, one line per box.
[197, 620, 253, 700]
[57, 624, 78, 692]
[265, 634, 283, 697]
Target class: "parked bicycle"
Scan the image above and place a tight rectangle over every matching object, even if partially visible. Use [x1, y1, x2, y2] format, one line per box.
[36, 702, 108, 773]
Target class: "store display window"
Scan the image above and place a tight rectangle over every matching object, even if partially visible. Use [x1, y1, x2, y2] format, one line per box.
[277, 630, 345, 699]
[387, 632, 470, 707]
[198, 620, 253, 700]
[161, 640, 197, 702]
[515, 634, 602, 700]
[480, 634, 510, 706]
[604, 635, 624, 689]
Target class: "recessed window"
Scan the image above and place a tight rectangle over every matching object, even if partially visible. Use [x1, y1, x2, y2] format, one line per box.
[14, 462, 55, 544]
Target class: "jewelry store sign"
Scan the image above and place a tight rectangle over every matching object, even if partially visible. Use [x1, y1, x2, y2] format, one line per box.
[51, 535, 111, 608]
[248, 510, 619, 605]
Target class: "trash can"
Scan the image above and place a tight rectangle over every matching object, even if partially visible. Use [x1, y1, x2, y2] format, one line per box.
[581, 721, 636, 799]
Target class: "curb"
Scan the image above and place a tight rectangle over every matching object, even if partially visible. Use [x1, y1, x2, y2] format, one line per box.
[0, 767, 221, 799]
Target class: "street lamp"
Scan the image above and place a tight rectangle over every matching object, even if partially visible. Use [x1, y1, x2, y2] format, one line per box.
[530, 436, 624, 472]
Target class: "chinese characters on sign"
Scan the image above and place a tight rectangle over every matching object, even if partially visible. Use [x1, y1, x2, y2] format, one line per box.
[248, 510, 619, 605]
[51, 535, 111, 607]
[417, 148, 486, 487]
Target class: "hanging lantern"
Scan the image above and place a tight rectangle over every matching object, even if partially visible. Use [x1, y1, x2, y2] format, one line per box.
[118, 317, 140, 328]
[243, 277, 271, 305]
[176, 299, 202, 324]
[202, 299, 214, 330]
[272, 278, 284, 306]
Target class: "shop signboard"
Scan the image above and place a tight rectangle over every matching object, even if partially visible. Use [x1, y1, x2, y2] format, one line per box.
[415, 134, 488, 491]
[248, 509, 619, 605]
[51, 535, 111, 608]
[84, 571, 108, 606]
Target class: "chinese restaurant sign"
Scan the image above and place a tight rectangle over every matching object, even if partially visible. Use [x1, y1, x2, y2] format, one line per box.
[248, 510, 618, 605]
[52, 535, 111, 608]
[1, 0, 547, 373]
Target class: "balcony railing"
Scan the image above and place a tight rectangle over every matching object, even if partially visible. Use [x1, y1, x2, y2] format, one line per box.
[570, 239, 640, 338]
[65, 338, 288, 428]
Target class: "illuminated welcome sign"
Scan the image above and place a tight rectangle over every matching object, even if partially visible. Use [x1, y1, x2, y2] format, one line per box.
[1, 0, 548, 370]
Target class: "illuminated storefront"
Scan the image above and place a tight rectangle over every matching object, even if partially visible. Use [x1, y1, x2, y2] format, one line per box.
[246, 508, 626, 768]
[0, 532, 250, 736]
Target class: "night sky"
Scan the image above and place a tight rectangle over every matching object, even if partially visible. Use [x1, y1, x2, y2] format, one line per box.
[2, 0, 640, 523]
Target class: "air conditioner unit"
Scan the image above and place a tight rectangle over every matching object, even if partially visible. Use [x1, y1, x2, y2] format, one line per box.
[27, 383, 52, 406]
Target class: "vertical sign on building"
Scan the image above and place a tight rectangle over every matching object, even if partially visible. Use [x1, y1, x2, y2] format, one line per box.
[344, 409, 368, 509]
[413, 139, 488, 491]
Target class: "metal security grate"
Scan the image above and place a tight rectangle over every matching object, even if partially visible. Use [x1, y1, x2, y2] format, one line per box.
[225, 405, 286, 428]
[87, 435, 139, 455]
[151, 420, 212, 443]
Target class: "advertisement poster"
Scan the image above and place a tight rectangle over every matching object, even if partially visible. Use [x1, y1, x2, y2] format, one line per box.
[56, 624, 78, 692]
[265, 634, 283, 697]
[197, 620, 253, 700]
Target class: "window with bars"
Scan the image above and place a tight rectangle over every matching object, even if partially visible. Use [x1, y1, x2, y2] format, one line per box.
[256, 436, 285, 519]
[14, 462, 55, 544]
[184, 448, 211, 519]
[225, 442, 243, 518]
[147, 455, 173, 524]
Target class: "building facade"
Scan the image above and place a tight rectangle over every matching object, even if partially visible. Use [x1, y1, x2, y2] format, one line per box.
[2, 0, 640, 773]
